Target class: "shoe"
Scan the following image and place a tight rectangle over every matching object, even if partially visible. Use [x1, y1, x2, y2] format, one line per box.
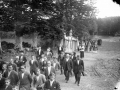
[77, 84, 80, 86]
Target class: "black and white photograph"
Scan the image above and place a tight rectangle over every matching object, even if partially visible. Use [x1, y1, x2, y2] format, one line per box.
[0, 0, 120, 90]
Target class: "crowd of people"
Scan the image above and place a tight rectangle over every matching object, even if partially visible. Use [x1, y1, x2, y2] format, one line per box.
[0, 45, 85, 90]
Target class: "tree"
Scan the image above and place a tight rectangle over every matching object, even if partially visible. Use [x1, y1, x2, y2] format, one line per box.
[0, 0, 97, 50]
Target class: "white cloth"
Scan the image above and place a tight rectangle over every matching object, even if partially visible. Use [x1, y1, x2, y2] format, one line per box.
[79, 46, 85, 51]
[8, 71, 11, 77]
[22, 73, 24, 79]
[66, 58, 69, 62]
[31, 60, 34, 64]
[48, 67, 51, 75]
[50, 80, 54, 86]
[39, 50, 41, 55]
[77, 60, 79, 65]
[41, 58, 44, 62]
[59, 47, 61, 50]
[36, 76, 39, 81]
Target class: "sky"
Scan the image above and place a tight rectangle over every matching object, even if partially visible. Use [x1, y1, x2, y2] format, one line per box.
[94, 0, 120, 18]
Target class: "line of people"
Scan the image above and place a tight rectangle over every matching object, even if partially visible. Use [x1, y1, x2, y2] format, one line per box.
[0, 46, 85, 90]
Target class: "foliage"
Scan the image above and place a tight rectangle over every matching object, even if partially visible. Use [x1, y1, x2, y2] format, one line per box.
[97, 16, 120, 36]
[0, 0, 97, 41]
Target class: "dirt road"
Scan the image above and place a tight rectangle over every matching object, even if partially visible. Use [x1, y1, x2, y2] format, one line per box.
[56, 36, 120, 90]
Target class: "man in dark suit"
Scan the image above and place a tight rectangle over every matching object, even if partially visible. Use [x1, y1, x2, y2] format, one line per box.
[38, 54, 47, 73]
[58, 52, 65, 75]
[19, 52, 27, 65]
[44, 73, 61, 90]
[36, 46, 44, 61]
[44, 61, 56, 80]
[74, 55, 84, 86]
[7, 64, 19, 87]
[33, 68, 46, 90]
[2, 63, 8, 78]
[29, 55, 39, 76]
[9, 58, 18, 72]
[19, 65, 32, 90]
[63, 54, 73, 83]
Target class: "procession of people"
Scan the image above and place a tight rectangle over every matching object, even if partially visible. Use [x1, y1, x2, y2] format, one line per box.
[0, 44, 86, 90]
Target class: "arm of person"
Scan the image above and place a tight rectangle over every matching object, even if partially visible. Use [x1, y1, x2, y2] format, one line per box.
[28, 73, 32, 84]
[40, 75, 46, 88]
[35, 60, 39, 68]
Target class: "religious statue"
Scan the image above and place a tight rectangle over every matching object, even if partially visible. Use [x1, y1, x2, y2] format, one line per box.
[64, 29, 73, 53]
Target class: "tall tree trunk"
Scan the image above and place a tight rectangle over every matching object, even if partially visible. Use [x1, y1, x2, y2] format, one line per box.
[32, 32, 38, 48]
[15, 35, 23, 50]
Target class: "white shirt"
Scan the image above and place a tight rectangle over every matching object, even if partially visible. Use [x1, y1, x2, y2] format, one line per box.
[8, 71, 11, 77]
[50, 80, 54, 86]
[66, 58, 69, 62]
[31, 60, 34, 64]
[77, 60, 79, 65]
[22, 73, 24, 79]
[36, 76, 39, 81]
[39, 50, 41, 55]
[59, 47, 61, 50]
[79, 45, 85, 51]
[48, 67, 51, 75]
[41, 58, 44, 62]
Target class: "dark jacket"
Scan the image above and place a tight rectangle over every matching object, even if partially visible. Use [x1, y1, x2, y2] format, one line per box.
[19, 72, 32, 86]
[44, 80, 61, 90]
[44, 66, 56, 79]
[19, 55, 27, 64]
[2, 70, 8, 78]
[63, 59, 73, 71]
[0, 77, 5, 89]
[74, 59, 84, 73]
[5, 85, 13, 90]
[36, 50, 44, 58]
[58, 55, 65, 66]
[7, 70, 19, 86]
[29, 60, 39, 71]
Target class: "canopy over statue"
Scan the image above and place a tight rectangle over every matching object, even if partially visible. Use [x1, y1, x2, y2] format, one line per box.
[60, 29, 79, 54]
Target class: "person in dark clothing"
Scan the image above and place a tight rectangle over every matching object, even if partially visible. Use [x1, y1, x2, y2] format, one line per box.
[4, 78, 13, 90]
[0, 61, 6, 72]
[0, 71, 5, 90]
[29, 55, 39, 76]
[19, 52, 27, 65]
[36, 46, 44, 61]
[74, 55, 84, 86]
[2, 63, 8, 78]
[58, 45, 63, 55]
[44, 73, 61, 90]
[9, 58, 18, 72]
[58, 52, 65, 75]
[19, 65, 32, 90]
[63, 54, 73, 83]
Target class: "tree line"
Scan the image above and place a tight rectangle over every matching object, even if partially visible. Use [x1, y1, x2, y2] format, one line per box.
[0, 0, 97, 51]
[96, 16, 120, 36]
